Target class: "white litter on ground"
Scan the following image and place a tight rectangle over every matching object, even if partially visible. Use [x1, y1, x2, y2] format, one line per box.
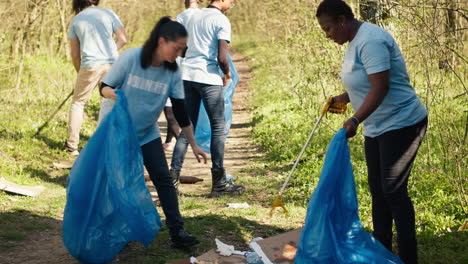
[215, 238, 246, 256]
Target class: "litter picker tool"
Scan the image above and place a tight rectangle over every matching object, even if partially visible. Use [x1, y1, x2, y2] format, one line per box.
[35, 90, 74, 137]
[269, 96, 346, 216]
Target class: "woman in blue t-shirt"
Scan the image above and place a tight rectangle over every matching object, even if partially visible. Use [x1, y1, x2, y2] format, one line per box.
[316, 1, 428, 263]
[100, 16, 207, 249]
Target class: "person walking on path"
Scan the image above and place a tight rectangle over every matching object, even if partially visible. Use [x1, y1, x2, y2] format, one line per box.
[100, 16, 207, 248]
[170, 0, 245, 197]
[316, 1, 428, 263]
[160, 1, 204, 152]
[65, 0, 127, 155]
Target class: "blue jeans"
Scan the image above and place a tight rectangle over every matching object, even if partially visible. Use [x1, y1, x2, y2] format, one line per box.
[171, 81, 225, 171]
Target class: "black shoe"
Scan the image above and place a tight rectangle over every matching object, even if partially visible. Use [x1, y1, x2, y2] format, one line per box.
[209, 182, 245, 197]
[170, 229, 199, 249]
[210, 168, 245, 197]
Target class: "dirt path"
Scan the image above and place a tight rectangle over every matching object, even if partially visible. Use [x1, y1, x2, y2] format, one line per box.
[0, 51, 257, 264]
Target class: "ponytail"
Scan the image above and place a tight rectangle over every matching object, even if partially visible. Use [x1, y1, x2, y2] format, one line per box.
[141, 16, 188, 71]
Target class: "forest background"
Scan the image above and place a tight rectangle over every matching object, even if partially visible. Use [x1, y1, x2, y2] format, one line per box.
[0, 0, 466, 263]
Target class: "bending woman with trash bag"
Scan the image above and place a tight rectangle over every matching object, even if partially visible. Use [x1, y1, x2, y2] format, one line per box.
[170, 0, 245, 197]
[316, 0, 428, 263]
[100, 16, 207, 249]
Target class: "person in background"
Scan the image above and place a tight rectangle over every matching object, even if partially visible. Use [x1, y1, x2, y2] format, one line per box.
[170, 0, 245, 197]
[65, 0, 127, 156]
[100, 16, 207, 248]
[159, 1, 205, 152]
[316, 1, 428, 263]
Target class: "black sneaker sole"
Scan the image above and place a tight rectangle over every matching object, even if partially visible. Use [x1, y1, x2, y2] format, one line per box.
[171, 239, 200, 249]
[208, 188, 245, 198]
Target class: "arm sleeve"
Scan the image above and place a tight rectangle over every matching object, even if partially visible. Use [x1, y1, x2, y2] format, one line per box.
[109, 10, 124, 32]
[99, 82, 116, 97]
[360, 39, 391, 75]
[171, 98, 191, 127]
[169, 69, 185, 99]
[68, 20, 77, 39]
[216, 16, 231, 43]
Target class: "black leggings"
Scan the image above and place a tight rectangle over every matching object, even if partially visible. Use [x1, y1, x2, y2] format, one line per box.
[141, 138, 183, 231]
[365, 116, 427, 264]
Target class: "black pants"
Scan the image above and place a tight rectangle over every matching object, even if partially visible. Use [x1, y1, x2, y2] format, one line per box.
[365, 116, 427, 264]
[141, 138, 183, 232]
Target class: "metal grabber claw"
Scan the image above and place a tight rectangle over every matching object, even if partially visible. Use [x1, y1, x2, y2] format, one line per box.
[269, 96, 347, 217]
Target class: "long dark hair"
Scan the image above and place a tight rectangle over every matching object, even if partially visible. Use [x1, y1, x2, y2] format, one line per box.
[72, 0, 100, 14]
[316, 0, 354, 21]
[141, 16, 188, 71]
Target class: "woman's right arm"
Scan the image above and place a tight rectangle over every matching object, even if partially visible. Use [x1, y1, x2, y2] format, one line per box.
[114, 27, 128, 50]
[100, 84, 117, 100]
[70, 38, 81, 73]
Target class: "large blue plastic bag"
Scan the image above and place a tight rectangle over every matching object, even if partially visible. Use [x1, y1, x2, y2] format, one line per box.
[295, 129, 402, 264]
[194, 53, 238, 153]
[63, 90, 161, 264]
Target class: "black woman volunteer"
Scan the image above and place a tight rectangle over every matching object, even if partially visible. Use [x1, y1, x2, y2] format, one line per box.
[316, 1, 428, 263]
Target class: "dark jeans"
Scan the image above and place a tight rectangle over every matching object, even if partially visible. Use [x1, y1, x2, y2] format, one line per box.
[171, 80, 225, 171]
[365, 116, 427, 264]
[142, 138, 183, 231]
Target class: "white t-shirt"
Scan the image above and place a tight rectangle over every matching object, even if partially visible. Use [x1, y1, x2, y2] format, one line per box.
[176, 8, 200, 27]
[181, 8, 231, 86]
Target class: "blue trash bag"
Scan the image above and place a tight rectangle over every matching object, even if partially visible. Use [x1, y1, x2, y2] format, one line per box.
[63, 90, 161, 264]
[194, 53, 239, 153]
[295, 128, 403, 264]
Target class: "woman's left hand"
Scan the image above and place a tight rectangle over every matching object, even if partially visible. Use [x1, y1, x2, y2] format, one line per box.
[191, 145, 208, 164]
[343, 118, 358, 138]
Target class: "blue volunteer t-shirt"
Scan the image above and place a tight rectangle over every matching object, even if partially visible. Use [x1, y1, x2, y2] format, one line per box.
[69, 7, 123, 68]
[342, 22, 427, 137]
[102, 48, 185, 145]
[182, 8, 231, 86]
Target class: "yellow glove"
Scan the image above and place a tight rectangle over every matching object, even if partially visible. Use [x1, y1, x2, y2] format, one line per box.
[321, 96, 347, 115]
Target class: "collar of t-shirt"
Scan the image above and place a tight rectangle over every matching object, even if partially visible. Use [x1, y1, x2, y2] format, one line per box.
[207, 5, 222, 12]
